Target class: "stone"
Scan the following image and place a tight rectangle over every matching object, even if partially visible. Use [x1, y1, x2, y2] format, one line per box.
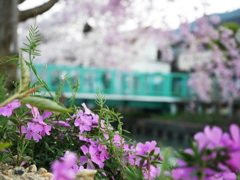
[74, 169, 97, 180]
[14, 166, 25, 175]
[0, 162, 54, 180]
[37, 167, 47, 174]
[7, 169, 14, 175]
[42, 172, 53, 178]
[24, 173, 40, 180]
[0, 174, 8, 180]
[18, 176, 27, 180]
[1, 170, 8, 175]
[27, 165, 37, 172]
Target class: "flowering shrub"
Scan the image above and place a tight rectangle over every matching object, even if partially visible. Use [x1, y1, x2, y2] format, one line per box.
[2, 90, 240, 180]
[0, 98, 162, 179]
[168, 125, 240, 180]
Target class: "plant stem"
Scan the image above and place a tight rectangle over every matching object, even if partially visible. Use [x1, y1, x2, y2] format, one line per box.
[200, 161, 206, 180]
[29, 54, 54, 99]
[0, 93, 20, 107]
[16, 122, 23, 166]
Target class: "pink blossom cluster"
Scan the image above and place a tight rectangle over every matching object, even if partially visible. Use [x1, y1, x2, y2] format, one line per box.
[0, 101, 162, 179]
[170, 124, 240, 180]
[51, 151, 80, 180]
[21, 105, 53, 142]
[51, 103, 162, 179]
[128, 141, 162, 179]
[0, 100, 21, 117]
[0, 100, 52, 143]
[51, 140, 161, 180]
[0, 100, 70, 142]
[178, 15, 240, 104]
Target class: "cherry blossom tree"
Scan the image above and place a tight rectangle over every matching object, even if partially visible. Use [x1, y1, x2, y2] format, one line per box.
[178, 16, 240, 109]
[19, 0, 240, 108]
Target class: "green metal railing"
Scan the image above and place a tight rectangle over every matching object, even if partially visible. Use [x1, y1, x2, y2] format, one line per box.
[32, 64, 190, 99]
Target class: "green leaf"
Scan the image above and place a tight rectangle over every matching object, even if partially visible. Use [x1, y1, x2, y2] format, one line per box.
[8, 118, 18, 124]
[176, 151, 194, 162]
[122, 129, 130, 134]
[0, 142, 12, 151]
[151, 159, 162, 164]
[20, 97, 72, 113]
[136, 155, 148, 160]
[207, 164, 223, 172]
[149, 149, 155, 156]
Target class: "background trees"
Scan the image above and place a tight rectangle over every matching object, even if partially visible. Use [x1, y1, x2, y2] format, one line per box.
[3, 0, 240, 109]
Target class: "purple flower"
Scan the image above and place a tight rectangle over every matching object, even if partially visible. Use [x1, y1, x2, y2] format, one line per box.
[91, 113, 99, 125]
[26, 104, 40, 118]
[81, 145, 104, 168]
[37, 121, 52, 136]
[21, 122, 42, 142]
[51, 151, 78, 180]
[74, 115, 92, 133]
[42, 110, 52, 119]
[143, 165, 161, 180]
[97, 144, 109, 162]
[136, 141, 160, 156]
[52, 121, 71, 127]
[209, 172, 236, 180]
[194, 126, 223, 150]
[174, 124, 240, 179]
[32, 112, 52, 136]
[227, 124, 240, 173]
[1, 149, 9, 153]
[20, 161, 26, 166]
[81, 103, 92, 115]
[77, 135, 91, 142]
[0, 100, 21, 117]
[172, 158, 198, 180]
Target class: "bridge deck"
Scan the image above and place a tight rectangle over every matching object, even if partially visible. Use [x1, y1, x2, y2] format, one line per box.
[61, 92, 189, 103]
[33, 64, 191, 106]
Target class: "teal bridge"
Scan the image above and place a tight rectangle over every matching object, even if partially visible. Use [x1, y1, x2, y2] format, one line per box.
[34, 64, 191, 111]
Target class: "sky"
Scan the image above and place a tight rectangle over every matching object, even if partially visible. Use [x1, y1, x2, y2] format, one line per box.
[18, 0, 240, 29]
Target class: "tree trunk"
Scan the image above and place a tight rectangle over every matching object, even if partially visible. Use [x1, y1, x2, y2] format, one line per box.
[0, 0, 13, 58]
[0, 0, 17, 91]
[0, 0, 59, 91]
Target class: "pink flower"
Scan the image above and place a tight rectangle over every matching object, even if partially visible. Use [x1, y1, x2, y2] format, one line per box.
[21, 122, 42, 142]
[0, 100, 21, 117]
[32, 111, 52, 136]
[74, 115, 92, 133]
[51, 151, 78, 180]
[52, 121, 71, 127]
[194, 126, 223, 151]
[1, 149, 9, 153]
[227, 124, 240, 173]
[37, 121, 52, 136]
[42, 110, 52, 119]
[81, 145, 104, 168]
[81, 103, 92, 115]
[20, 161, 27, 166]
[143, 165, 161, 180]
[26, 104, 40, 118]
[136, 141, 160, 156]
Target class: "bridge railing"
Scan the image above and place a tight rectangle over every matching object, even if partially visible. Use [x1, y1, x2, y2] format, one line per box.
[32, 64, 190, 98]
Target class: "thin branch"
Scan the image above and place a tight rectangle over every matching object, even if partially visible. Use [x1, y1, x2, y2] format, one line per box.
[18, 0, 59, 22]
